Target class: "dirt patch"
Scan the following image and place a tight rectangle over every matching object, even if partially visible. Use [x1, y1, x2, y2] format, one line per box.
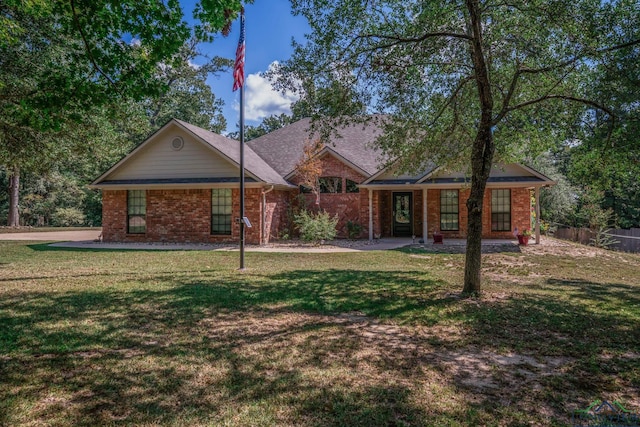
[198, 310, 575, 401]
[522, 236, 615, 258]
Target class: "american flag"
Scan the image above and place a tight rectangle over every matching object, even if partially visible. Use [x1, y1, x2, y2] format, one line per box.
[232, 12, 245, 91]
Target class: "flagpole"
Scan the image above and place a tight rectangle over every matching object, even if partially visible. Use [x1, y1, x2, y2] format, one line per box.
[238, 9, 246, 270]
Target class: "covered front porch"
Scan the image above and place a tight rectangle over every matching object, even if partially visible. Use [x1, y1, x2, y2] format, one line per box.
[359, 162, 554, 245]
[362, 186, 546, 244]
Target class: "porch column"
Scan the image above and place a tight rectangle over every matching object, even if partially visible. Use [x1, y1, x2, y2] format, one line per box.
[535, 186, 541, 244]
[422, 188, 428, 242]
[368, 189, 373, 241]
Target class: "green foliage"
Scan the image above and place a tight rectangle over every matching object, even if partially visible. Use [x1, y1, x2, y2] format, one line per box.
[283, 0, 636, 168]
[228, 113, 297, 141]
[590, 227, 620, 249]
[346, 220, 362, 239]
[532, 152, 579, 226]
[566, 39, 640, 228]
[539, 220, 555, 236]
[294, 209, 338, 243]
[577, 190, 616, 230]
[145, 38, 230, 133]
[283, 193, 309, 239]
[1, 0, 244, 225]
[50, 207, 86, 227]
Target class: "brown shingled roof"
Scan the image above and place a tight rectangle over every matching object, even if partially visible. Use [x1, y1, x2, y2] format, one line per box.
[247, 117, 387, 177]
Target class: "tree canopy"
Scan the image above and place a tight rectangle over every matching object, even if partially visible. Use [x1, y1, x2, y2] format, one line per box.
[1, 0, 248, 225]
[284, 0, 640, 293]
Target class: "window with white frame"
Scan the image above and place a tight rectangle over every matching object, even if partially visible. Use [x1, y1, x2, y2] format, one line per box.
[491, 189, 511, 232]
[127, 190, 146, 234]
[440, 190, 459, 231]
[211, 189, 232, 235]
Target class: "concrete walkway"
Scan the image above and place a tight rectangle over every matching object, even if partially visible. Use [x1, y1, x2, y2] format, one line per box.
[49, 237, 413, 252]
[1, 229, 521, 253]
[0, 229, 410, 252]
[0, 229, 102, 241]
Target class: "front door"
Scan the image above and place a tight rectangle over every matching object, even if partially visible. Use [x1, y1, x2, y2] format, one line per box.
[393, 192, 413, 237]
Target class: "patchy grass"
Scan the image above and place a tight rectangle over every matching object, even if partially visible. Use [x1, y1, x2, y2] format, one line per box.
[0, 239, 639, 426]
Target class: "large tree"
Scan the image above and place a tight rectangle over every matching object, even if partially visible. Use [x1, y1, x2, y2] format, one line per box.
[1, 0, 247, 225]
[283, 0, 639, 294]
[568, 37, 640, 229]
[145, 38, 231, 133]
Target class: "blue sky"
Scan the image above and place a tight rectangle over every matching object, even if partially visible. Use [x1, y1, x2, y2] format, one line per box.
[182, 0, 310, 133]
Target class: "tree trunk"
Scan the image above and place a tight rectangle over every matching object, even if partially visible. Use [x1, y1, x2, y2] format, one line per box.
[462, 0, 495, 295]
[463, 128, 494, 294]
[8, 166, 20, 227]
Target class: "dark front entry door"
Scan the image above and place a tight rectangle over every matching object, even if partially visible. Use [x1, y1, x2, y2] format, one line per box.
[393, 192, 413, 237]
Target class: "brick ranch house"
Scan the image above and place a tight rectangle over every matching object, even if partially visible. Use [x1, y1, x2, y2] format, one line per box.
[90, 118, 555, 245]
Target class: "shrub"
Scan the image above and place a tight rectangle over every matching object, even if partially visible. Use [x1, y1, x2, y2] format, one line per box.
[346, 220, 362, 239]
[51, 207, 86, 227]
[294, 210, 338, 243]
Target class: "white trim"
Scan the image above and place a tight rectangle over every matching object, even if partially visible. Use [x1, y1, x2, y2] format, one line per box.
[368, 189, 373, 241]
[89, 182, 287, 191]
[361, 160, 433, 185]
[416, 166, 443, 183]
[360, 181, 550, 191]
[422, 188, 428, 240]
[535, 186, 541, 244]
[416, 163, 556, 186]
[519, 164, 556, 183]
[362, 163, 396, 185]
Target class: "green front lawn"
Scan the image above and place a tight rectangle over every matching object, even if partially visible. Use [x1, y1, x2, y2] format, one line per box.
[1, 241, 638, 426]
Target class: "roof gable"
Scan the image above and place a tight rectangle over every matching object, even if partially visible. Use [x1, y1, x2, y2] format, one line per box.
[247, 117, 385, 177]
[92, 120, 290, 187]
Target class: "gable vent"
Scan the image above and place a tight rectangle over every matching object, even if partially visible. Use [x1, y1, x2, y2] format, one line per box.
[171, 136, 184, 151]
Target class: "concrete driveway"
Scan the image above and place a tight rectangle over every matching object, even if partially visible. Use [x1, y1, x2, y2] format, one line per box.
[0, 229, 411, 252]
[0, 229, 102, 241]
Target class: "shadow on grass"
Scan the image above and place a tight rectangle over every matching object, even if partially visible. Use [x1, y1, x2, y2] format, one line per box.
[395, 243, 522, 255]
[27, 242, 183, 253]
[1, 265, 639, 425]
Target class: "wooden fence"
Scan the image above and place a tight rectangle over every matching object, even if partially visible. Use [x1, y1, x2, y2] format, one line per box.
[554, 227, 640, 253]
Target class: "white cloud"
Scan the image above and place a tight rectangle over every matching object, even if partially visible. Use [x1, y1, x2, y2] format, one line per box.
[236, 62, 299, 122]
[187, 59, 201, 70]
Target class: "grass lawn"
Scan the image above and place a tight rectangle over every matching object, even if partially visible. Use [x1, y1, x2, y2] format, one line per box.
[0, 239, 638, 426]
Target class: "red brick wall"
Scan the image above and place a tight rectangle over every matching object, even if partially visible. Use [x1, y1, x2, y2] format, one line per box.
[263, 189, 290, 243]
[424, 187, 531, 239]
[379, 191, 392, 237]
[413, 190, 423, 237]
[426, 189, 439, 237]
[102, 188, 266, 245]
[358, 189, 371, 239]
[484, 188, 531, 239]
[355, 189, 383, 239]
[289, 154, 368, 238]
[102, 185, 532, 244]
[102, 190, 128, 242]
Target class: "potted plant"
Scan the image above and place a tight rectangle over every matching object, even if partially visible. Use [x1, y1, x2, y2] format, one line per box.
[517, 228, 532, 245]
[433, 230, 443, 244]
